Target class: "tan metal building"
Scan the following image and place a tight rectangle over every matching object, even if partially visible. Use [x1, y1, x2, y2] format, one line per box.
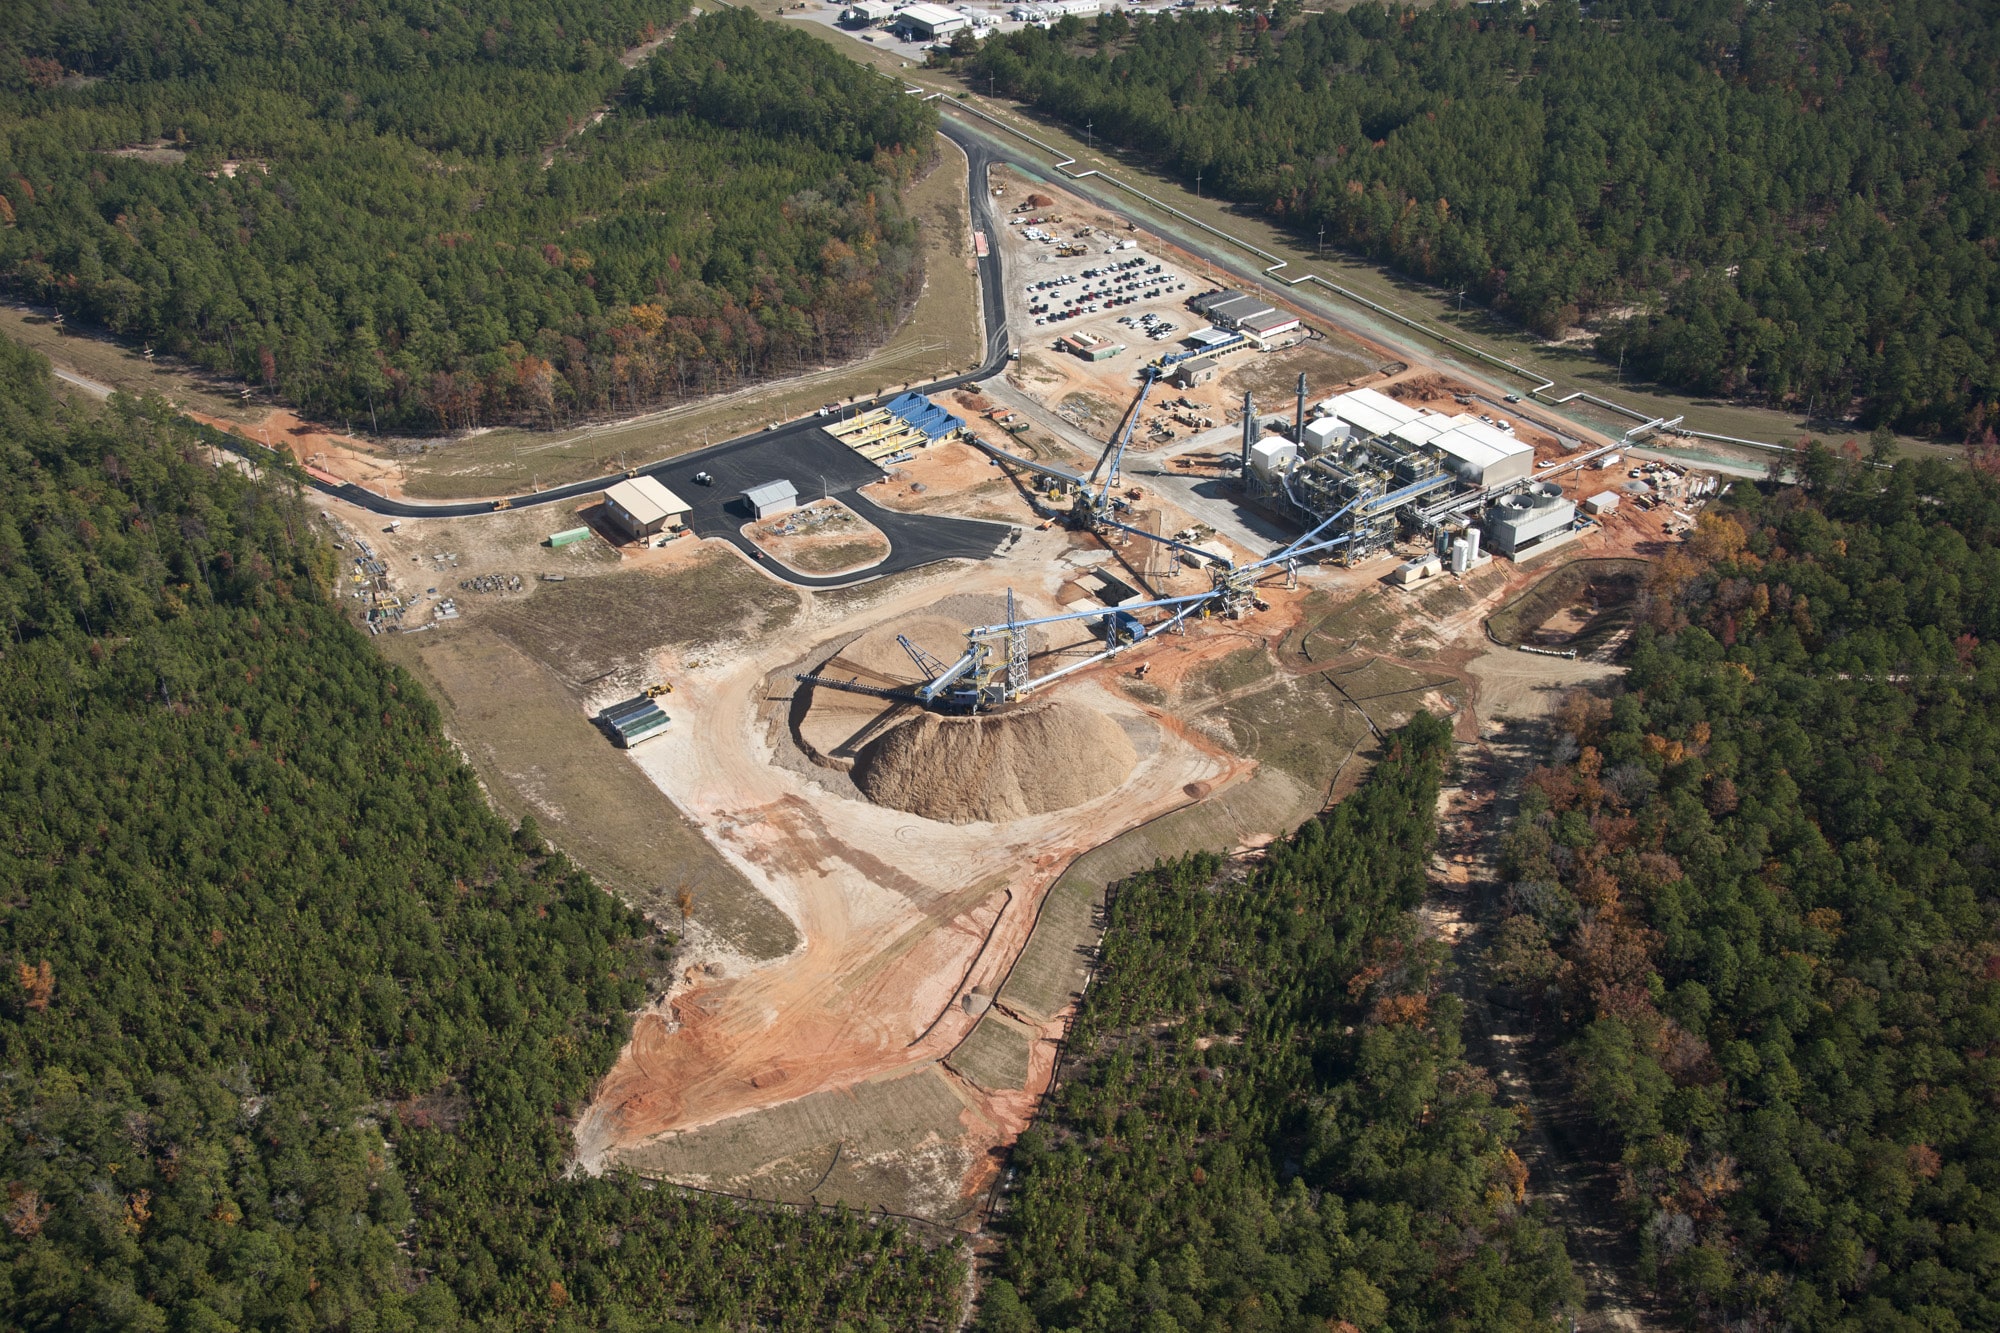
[603, 476, 691, 541]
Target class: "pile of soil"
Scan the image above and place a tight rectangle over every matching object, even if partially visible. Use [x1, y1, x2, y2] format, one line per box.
[853, 699, 1136, 825]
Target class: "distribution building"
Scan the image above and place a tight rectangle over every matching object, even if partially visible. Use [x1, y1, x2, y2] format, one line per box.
[839, 0, 896, 23]
[1237, 308, 1302, 341]
[1189, 289, 1277, 330]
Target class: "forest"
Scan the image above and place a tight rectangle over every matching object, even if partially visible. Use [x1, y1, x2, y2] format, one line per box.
[969, 0, 2000, 439]
[1490, 455, 2000, 1326]
[977, 713, 1581, 1333]
[0, 336, 964, 1329]
[0, 2, 938, 431]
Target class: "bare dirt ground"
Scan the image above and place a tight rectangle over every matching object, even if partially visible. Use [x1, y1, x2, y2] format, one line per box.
[322, 390, 1695, 1245]
[573, 557, 1256, 1222]
[740, 498, 891, 576]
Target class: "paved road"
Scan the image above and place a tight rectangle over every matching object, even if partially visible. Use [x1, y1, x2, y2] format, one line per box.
[266, 118, 1019, 587]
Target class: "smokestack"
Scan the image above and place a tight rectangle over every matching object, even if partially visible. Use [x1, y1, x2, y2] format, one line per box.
[1295, 372, 1308, 444]
[1241, 390, 1254, 473]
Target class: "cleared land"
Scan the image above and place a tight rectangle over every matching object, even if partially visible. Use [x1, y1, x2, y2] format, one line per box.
[741, 498, 891, 576]
[1485, 556, 1649, 654]
[301, 130, 1700, 1236]
[382, 624, 800, 960]
[947, 1014, 1036, 1093]
[0, 305, 261, 421]
[481, 555, 802, 692]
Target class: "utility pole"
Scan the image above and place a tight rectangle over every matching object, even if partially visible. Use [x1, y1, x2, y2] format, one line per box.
[1317, 224, 1324, 257]
[1195, 169, 1202, 199]
[1086, 120, 1094, 152]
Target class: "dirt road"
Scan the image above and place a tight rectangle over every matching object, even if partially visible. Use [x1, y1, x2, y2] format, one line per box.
[1432, 649, 1668, 1333]
[570, 550, 1247, 1221]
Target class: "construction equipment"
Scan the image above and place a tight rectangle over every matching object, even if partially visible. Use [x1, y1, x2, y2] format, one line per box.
[492, 499, 511, 511]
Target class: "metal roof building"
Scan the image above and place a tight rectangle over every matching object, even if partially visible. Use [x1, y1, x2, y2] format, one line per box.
[1172, 355, 1218, 387]
[743, 479, 799, 520]
[1428, 417, 1534, 488]
[893, 2, 970, 38]
[1322, 387, 1422, 440]
[1238, 308, 1302, 340]
[603, 476, 691, 541]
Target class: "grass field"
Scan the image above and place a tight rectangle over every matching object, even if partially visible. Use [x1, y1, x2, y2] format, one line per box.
[995, 873, 1101, 1025]
[481, 553, 801, 691]
[1215, 673, 1375, 787]
[619, 1064, 985, 1227]
[395, 137, 987, 500]
[948, 1014, 1035, 1092]
[0, 305, 261, 421]
[382, 624, 799, 960]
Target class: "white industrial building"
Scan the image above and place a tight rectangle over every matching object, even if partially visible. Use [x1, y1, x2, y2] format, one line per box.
[1236, 384, 1563, 566]
[839, 0, 896, 23]
[1009, 0, 1099, 17]
[602, 476, 690, 542]
[1238, 308, 1302, 341]
[1248, 438, 1297, 482]
[1318, 386, 1415, 440]
[1484, 482, 1576, 557]
[1428, 418, 1534, 488]
[893, 2, 970, 39]
[743, 479, 800, 520]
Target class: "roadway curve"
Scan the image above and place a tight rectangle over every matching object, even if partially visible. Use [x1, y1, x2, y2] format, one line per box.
[251, 118, 1019, 588]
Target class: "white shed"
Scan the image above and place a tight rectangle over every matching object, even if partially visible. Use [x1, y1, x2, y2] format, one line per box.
[743, 479, 799, 520]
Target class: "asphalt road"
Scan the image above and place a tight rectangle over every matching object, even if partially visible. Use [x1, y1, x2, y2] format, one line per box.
[277, 117, 1020, 587]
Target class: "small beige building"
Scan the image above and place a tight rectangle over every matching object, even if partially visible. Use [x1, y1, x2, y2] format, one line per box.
[603, 476, 691, 541]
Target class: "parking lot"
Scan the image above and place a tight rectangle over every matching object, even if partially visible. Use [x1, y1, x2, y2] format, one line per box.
[1022, 255, 1193, 335]
[998, 199, 1213, 375]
